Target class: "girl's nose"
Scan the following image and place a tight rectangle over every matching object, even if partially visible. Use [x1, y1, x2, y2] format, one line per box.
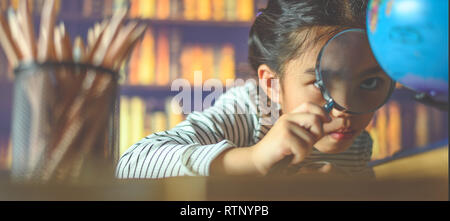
[330, 108, 352, 118]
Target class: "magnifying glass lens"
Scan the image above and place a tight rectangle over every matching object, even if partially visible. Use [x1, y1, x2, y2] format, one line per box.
[318, 29, 395, 114]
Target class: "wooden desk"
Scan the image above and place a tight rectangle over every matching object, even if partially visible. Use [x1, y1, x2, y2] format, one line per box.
[374, 146, 448, 180]
[0, 147, 447, 201]
[0, 176, 446, 201]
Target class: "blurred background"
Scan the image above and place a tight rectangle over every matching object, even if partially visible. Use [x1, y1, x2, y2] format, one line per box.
[0, 0, 448, 172]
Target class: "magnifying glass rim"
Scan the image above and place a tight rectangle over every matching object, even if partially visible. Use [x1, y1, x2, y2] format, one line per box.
[315, 28, 396, 115]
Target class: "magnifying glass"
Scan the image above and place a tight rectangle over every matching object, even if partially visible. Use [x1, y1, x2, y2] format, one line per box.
[268, 29, 396, 176]
[315, 28, 396, 114]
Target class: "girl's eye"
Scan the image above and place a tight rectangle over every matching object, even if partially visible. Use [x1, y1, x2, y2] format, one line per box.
[360, 77, 382, 90]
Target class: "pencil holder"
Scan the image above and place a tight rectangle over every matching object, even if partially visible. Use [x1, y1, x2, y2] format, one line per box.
[10, 62, 120, 185]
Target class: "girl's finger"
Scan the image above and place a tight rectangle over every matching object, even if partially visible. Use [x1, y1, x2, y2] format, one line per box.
[286, 113, 325, 140]
[284, 122, 315, 165]
[286, 120, 316, 146]
[291, 102, 332, 123]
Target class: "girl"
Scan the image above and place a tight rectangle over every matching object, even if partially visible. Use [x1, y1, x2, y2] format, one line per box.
[116, 0, 381, 179]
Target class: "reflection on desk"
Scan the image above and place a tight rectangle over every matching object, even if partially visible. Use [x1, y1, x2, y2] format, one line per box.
[0, 175, 447, 201]
[374, 146, 448, 180]
[0, 147, 447, 201]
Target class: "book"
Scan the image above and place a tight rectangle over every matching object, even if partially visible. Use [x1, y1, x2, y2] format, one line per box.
[376, 105, 388, 159]
[151, 111, 168, 133]
[183, 0, 196, 20]
[197, 0, 212, 21]
[224, 0, 237, 21]
[415, 103, 429, 147]
[155, 29, 170, 86]
[180, 45, 192, 84]
[169, 0, 182, 20]
[156, 0, 170, 20]
[190, 45, 204, 86]
[211, 0, 225, 21]
[138, 28, 156, 85]
[119, 96, 185, 152]
[169, 28, 182, 83]
[143, 107, 152, 137]
[386, 101, 402, 156]
[130, 96, 145, 146]
[166, 97, 185, 129]
[202, 45, 214, 81]
[237, 0, 254, 21]
[119, 96, 130, 155]
[368, 100, 415, 160]
[140, 0, 156, 19]
[219, 44, 236, 84]
[129, 0, 140, 18]
[128, 40, 141, 85]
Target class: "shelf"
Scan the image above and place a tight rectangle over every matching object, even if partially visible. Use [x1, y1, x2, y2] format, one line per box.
[45, 14, 254, 28]
[29, 13, 253, 31]
[120, 85, 177, 97]
[119, 84, 223, 98]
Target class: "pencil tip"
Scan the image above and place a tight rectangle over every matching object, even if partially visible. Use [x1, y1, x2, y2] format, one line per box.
[59, 21, 65, 32]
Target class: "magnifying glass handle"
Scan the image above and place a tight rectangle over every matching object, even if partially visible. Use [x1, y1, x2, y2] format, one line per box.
[323, 100, 335, 114]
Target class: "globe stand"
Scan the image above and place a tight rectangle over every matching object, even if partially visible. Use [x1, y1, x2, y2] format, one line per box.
[414, 92, 449, 112]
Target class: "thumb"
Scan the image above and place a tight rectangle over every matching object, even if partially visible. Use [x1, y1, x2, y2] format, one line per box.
[296, 162, 333, 174]
[318, 163, 333, 173]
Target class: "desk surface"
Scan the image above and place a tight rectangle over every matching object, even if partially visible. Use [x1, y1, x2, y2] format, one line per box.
[0, 147, 448, 201]
[0, 176, 447, 201]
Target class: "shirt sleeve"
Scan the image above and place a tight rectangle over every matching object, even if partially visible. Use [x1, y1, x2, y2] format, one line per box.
[115, 83, 258, 179]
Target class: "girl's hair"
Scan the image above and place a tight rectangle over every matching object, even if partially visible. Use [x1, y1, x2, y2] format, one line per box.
[249, 0, 369, 77]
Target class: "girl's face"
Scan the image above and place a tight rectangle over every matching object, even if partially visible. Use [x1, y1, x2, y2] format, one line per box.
[278, 32, 378, 154]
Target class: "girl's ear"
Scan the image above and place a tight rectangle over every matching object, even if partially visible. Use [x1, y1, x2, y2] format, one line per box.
[258, 64, 283, 105]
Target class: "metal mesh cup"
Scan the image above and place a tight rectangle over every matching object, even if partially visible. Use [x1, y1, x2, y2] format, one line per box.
[10, 62, 120, 185]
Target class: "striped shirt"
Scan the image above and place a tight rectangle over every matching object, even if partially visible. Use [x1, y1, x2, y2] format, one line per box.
[115, 81, 375, 179]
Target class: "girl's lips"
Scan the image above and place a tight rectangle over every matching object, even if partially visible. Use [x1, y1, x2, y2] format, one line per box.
[329, 131, 355, 141]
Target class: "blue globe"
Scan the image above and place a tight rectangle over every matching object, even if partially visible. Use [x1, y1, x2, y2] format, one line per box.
[367, 0, 448, 102]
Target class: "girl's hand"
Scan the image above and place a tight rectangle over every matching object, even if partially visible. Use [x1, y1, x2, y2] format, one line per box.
[295, 162, 347, 176]
[250, 102, 332, 176]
